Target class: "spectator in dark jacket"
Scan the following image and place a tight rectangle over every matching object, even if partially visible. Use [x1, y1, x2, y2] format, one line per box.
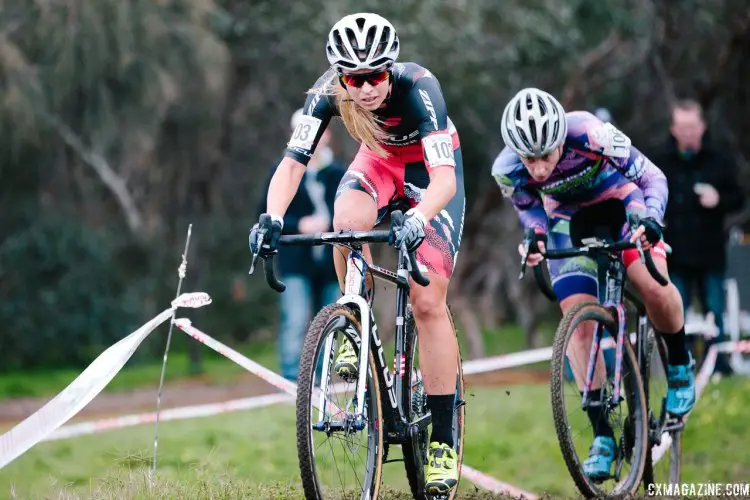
[257, 109, 346, 381]
[652, 99, 744, 375]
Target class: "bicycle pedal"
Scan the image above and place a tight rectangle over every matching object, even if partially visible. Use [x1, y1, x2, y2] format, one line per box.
[663, 417, 685, 433]
[589, 473, 612, 485]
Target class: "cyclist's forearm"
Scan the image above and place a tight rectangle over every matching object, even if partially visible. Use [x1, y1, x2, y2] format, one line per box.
[266, 157, 306, 218]
[415, 166, 456, 221]
[515, 205, 548, 234]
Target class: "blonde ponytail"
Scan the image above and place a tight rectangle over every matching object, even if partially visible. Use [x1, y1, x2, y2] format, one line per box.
[307, 70, 390, 158]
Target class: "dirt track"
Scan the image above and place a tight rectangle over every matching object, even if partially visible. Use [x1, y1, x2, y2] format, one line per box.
[0, 368, 549, 425]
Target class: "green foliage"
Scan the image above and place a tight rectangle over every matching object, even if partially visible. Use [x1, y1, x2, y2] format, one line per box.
[0, 216, 143, 370]
[0, 0, 746, 369]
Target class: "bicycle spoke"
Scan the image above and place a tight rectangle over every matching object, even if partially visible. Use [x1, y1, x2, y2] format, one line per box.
[297, 304, 382, 500]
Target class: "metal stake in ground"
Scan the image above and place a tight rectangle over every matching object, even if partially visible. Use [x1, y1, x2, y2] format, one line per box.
[150, 224, 193, 480]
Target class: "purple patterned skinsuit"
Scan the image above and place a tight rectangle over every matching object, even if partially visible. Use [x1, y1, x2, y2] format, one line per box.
[492, 111, 669, 300]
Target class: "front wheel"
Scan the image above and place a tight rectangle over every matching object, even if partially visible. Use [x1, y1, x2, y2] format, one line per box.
[550, 302, 648, 499]
[403, 306, 465, 499]
[296, 304, 384, 500]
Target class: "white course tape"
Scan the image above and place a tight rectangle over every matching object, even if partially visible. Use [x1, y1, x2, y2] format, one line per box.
[177, 321, 538, 498]
[171, 292, 212, 309]
[9, 315, 738, 495]
[463, 347, 553, 375]
[44, 392, 295, 442]
[174, 318, 298, 396]
[461, 464, 538, 499]
[0, 308, 174, 470]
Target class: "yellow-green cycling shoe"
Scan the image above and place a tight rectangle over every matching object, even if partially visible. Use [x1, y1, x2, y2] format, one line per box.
[425, 442, 458, 495]
[334, 339, 358, 381]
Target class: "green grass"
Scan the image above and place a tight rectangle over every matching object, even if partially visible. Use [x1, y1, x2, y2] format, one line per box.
[0, 321, 549, 401]
[0, 340, 281, 401]
[2, 376, 748, 499]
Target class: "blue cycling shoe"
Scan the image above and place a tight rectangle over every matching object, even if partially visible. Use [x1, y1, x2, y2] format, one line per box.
[583, 435, 616, 481]
[666, 356, 696, 417]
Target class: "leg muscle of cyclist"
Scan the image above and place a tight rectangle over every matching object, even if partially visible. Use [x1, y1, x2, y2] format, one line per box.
[332, 190, 378, 291]
[410, 274, 457, 395]
[410, 273, 459, 447]
[626, 258, 684, 333]
[628, 256, 695, 416]
[561, 294, 608, 391]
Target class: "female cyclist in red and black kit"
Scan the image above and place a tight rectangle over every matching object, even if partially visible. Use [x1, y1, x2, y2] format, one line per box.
[249, 12, 464, 494]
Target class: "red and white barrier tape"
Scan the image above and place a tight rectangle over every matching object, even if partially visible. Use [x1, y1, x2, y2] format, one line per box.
[0, 293, 211, 470]
[173, 321, 536, 497]
[460, 465, 537, 499]
[0, 309, 173, 469]
[174, 318, 298, 396]
[4, 310, 744, 497]
[44, 392, 294, 442]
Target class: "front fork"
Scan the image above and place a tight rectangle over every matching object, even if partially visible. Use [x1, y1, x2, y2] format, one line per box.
[314, 251, 373, 431]
[582, 303, 627, 409]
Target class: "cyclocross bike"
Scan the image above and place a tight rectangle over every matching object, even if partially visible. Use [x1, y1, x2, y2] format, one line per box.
[250, 211, 465, 500]
[520, 207, 682, 499]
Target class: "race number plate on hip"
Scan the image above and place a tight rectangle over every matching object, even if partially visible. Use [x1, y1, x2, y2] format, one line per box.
[287, 115, 322, 151]
[422, 133, 456, 167]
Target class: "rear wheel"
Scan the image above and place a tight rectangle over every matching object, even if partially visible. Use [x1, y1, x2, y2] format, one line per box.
[642, 330, 682, 487]
[403, 306, 465, 499]
[550, 302, 648, 498]
[296, 304, 384, 500]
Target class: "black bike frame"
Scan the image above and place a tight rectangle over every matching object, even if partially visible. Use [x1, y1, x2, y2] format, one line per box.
[254, 222, 433, 444]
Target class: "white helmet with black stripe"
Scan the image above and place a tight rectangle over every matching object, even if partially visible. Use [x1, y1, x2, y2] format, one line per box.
[501, 88, 568, 158]
[326, 13, 400, 73]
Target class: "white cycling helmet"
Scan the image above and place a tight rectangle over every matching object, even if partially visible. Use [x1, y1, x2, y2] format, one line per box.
[501, 88, 568, 158]
[326, 13, 400, 73]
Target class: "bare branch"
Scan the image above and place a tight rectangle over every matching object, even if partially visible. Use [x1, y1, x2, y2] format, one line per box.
[41, 112, 144, 236]
[561, 31, 621, 108]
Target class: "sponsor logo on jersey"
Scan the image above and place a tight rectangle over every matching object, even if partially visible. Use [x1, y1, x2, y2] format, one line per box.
[418, 89, 439, 130]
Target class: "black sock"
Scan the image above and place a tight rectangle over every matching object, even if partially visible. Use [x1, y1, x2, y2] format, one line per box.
[427, 394, 455, 447]
[583, 389, 614, 438]
[661, 326, 690, 365]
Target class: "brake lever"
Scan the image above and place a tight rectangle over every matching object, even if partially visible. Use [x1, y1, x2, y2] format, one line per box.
[634, 233, 647, 264]
[248, 232, 265, 275]
[519, 239, 531, 280]
[400, 243, 409, 267]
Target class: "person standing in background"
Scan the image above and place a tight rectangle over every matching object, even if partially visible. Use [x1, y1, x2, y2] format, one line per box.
[257, 108, 346, 381]
[652, 99, 744, 376]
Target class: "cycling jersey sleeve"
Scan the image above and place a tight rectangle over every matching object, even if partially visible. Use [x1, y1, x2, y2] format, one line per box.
[578, 115, 669, 223]
[284, 74, 337, 166]
[610, 146, 669, 223]
[492, 151, 549, 233]
[408, 72, 456, 169]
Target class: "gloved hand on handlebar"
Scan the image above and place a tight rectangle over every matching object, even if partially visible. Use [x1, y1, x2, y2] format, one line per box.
[518, 230, 548, 267]
[249, 213, 283, 257]
[389, 208, 426, 252]
[629, 216, 663, 251]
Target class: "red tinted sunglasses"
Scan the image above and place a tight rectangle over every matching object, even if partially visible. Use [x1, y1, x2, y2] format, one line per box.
[339, 70, 390, 88]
